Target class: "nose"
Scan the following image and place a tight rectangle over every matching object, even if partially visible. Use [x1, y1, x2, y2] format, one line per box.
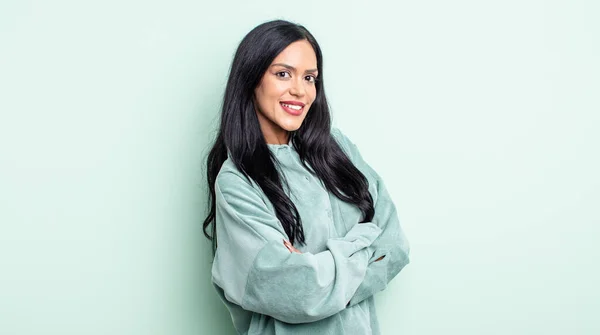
[289, 77, 306, 97]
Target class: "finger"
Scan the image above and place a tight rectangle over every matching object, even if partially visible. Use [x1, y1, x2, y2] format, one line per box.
[290, 245, 301, 254]
[283, 239, 293, 252]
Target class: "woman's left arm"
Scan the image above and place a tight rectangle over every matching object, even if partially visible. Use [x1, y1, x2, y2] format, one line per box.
[347, 165, 410, 306]
[332, 128, 411, 307]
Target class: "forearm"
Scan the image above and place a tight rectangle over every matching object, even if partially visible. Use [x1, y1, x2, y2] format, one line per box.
[214, 222, 382, 324]
[347, 216, 410, 307]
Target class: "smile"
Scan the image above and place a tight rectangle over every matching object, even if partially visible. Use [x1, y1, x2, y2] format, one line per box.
[281, 103, 302, 110]
[280, 102, 305, 116]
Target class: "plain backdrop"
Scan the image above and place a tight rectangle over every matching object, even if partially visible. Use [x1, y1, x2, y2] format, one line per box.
[1, 0, 598, 334]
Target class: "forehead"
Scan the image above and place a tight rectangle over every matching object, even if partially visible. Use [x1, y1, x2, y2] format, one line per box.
[271, 40, 317, 69]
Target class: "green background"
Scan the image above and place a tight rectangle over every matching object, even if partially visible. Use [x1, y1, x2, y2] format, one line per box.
[1, 0, 598, 334]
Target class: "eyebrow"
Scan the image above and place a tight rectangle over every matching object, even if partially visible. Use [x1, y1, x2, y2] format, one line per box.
[271, 63, 318, 74]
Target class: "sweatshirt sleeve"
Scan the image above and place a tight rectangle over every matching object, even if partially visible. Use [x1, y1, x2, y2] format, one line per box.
[211, 169, 383, 324]
[331, 128, 411, 307]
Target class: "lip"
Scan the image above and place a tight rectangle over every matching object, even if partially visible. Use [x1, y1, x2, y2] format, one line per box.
[280, 100, 305, 107]
[280, 101, 305, 116]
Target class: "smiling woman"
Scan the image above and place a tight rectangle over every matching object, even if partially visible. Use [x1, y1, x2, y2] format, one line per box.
[254, 40, 318, 143]
[202, 19, 410, 335]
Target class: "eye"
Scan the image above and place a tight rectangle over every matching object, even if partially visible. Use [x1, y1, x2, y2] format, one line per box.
[305, 75, 317, 83]
[276, 71, 291, 78]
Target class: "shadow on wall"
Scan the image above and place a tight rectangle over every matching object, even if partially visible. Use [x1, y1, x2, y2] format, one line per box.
[180, 81, 236, 334]
[194, 239, 236, 334]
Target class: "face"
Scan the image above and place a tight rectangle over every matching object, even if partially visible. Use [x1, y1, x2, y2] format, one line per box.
[254, 40, 318, 144]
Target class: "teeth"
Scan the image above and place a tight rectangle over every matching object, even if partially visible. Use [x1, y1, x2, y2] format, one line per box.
[281, 103, 302, 110]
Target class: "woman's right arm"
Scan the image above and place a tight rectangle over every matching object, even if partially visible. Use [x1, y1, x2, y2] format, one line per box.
[211, 170, 382, 324]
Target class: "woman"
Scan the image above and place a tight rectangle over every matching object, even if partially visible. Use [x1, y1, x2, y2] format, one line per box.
[203, 19, 410, 334]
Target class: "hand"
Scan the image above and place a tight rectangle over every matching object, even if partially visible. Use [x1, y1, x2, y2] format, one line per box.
[283, 239, 302, 254]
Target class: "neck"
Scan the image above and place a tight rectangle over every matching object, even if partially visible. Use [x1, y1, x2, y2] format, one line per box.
[264, 131, 289, 145]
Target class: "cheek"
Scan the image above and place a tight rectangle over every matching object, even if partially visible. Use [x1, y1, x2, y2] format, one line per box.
[260, 77, 281, 94]
[256, 84, 279, 109]
[270, 81, 290, 99]
[308, 86, 317, 104]
[256, 76, 276, 94]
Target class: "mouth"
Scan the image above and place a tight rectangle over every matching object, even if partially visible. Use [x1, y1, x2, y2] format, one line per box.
[280, 101, 305, 116]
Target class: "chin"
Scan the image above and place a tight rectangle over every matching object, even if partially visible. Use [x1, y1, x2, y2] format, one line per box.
[280, 122, 304, 132]
[277, 118, 305, 132]
[284, 124, 301, 131]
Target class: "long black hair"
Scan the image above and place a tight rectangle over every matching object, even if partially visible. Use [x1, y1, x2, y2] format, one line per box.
[203, 20, 374, 254]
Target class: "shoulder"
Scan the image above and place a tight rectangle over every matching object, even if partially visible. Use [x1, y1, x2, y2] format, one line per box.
[215, 158, 260, 198]
[330, 126, 359, 161]
[214, 158, 280, 229]
[216, 158, 240, 184]
[215, 158, 273, 214]
[330, 126, 350, 146]
[331, 127, 381, 183]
